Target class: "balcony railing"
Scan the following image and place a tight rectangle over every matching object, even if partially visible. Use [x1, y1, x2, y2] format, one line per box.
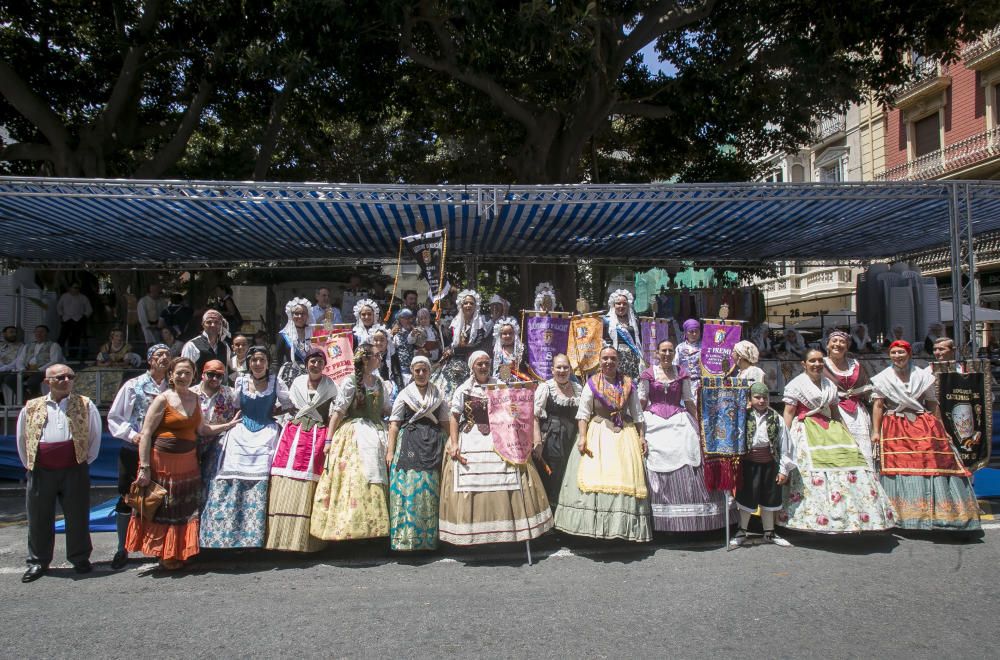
[891, 58, 951, 107]
[961, 25, 1000, 69]
[813, 114, 846, 142]
[757, 267, 856, 300]
[875, 127, 1000, 181]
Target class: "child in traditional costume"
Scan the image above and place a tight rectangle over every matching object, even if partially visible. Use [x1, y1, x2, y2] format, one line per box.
[731, 382, 795, 547]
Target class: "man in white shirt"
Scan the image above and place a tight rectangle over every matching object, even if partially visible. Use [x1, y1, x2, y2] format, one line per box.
[16, 363, 101, 582]
[0, 326, 24, 405]
[55, 282, 93, 361]
[136, 283, 167, 349]
[310, 286, 343, 326]
[105, 343, 171, 569]
[16, 325, 65, 398]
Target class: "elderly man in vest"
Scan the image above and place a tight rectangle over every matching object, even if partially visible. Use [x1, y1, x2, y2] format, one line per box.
[16, 363, 101, 582]
[182, 309, 231, 384]
[106, 343, 170, 570]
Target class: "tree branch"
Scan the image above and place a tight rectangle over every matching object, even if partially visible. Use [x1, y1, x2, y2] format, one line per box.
[401, 3, 539, 131]
[613, 101, 674, 119]
[613, 0, 717, 72]
[0, 142, 54, 162]
[0, 61, 71, 151]
[102, 0, 165, 135]
[133, 77, 213, 178]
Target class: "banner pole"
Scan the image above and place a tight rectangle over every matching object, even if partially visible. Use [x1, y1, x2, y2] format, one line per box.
[724, 491, 732, 551]
[384, 238, 403, 324]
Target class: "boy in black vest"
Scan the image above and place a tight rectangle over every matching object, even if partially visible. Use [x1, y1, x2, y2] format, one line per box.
[731, 381, 796, 548]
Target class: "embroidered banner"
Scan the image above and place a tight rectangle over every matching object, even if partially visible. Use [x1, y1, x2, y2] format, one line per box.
[567, 315, 604, 375]
[700, 322, 741, 376]
[319, 330, 354, 385]
[402, 229, 450, 302]
[700, 377, 749, 491]
[639, 317, 675, 367]
[524, 313, 570, 380]
[935, 361, 992, 472]
[486, 384, 536, 465]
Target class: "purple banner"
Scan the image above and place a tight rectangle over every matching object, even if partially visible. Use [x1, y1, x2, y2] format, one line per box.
[640, 318, 675, 367]
[525, 314, 570, 380]
[700, 322, 742, 376]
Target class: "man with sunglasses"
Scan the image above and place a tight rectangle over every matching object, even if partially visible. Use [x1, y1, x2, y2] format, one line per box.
[106, 343, 171, 569]
[191, 359, 237, 489]
[16, 364, 101, 583]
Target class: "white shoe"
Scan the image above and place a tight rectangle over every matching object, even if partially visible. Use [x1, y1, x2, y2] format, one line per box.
[763, 532, 791, 547]
[729, 530, 748, 548]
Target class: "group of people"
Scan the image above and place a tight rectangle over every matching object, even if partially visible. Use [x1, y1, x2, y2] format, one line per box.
[12, 284, 984, 582]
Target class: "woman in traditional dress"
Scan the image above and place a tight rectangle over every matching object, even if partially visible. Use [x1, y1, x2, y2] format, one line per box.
[310, 343, 392, 541]
[385, 356, 449, 551]
[352, 298, 382, 346]
[370, 326, 403, 395]
[823, 330, 875, 470]
[673, 319, 702, 394]
[96, 328, 141, 368]
[200, 346, 291, 548]
[433, 289, 488, 398]
[554, 346, 651, 542]
[534, 282, 557, 312]
[870, 340, 980, 532]
[603, 289, 644, 380]
[265, 348, 337, 552]
[731, 340, 766, 387]
[850, 323, 874, 354]
[780, 348, 896, 533]
[160, 326, 185, 358]
[779, 329, 808, 360]
[439, 351, 553, 545]
[392, 308, 416, 385]
[414, 308, 441, 362]
[532, 354, 582, 508]
[641, 340, 728, 532]
[277, 297, 313, 388]
[491, 316, 525, 383]
[128, 358, 241, 569]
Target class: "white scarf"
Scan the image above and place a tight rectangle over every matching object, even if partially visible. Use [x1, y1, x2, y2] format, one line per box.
[871, 365, 935, 417]
[395, 380, 445, 424]
[289, 373, 338, 424]
[786, 372, 839, 417]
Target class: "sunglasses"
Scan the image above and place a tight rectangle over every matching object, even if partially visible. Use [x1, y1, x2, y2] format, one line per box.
[204, 371, 224, 379]
[48, 374, 75, 382]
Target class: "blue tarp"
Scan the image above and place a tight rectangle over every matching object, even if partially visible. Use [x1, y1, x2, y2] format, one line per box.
[0, 433, 122, 483]
[54, 497, 117, 533]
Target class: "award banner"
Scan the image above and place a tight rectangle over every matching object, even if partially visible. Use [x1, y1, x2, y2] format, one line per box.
[486, 384, 536, 465]
[567, 315, 604, 375]
[639, 317, 675, 366]
[320, 330, 355, 385]
[402, 230, 450, 302]
[935, 360, 993, 472]
[700, 322, 741, 376]
[700, 376, 749, 491]
[525, 313, 570, 380]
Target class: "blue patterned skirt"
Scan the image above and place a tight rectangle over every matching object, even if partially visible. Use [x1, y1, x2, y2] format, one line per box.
[199, 479, 269, 549]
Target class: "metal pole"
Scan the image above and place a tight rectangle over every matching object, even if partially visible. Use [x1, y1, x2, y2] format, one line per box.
[964, 183, 978, 356]
[949, 185, 965, 358]
[724, 491, 731, 551]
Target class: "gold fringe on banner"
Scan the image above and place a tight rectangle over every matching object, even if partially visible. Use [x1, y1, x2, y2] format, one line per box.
[384, 238, 404, 323]
[433, 228, 449, 321]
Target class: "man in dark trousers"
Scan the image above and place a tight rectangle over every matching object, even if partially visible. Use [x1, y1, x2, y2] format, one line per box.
[16, 363, 102, 582]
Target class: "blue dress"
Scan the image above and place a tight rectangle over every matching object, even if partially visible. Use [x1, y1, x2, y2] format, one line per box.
[200, 376, 287, 548]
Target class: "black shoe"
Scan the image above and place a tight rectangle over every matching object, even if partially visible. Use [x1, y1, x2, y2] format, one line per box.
[73, 560, 93, 574]
[110, 550, 128, 570]
[21, 565, 46, 583]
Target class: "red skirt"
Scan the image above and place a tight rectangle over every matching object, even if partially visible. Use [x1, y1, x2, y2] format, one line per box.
[880, 413, 969, 478]
[126, 445, 201, 561]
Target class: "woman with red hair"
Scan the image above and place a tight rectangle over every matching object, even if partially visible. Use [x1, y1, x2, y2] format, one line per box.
[871, 340, 981, 532]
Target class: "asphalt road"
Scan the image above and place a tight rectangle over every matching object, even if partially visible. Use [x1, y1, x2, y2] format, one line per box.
[0, 518, 997, 659]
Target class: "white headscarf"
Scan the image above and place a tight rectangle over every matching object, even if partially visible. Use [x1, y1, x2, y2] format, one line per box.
[491, 316, 523, 377]
[451, 289, 485, 347]
[605, 289, 639, 351]
[202, 309, 231, 342]
[732, 340, 759, 365]
[280, 297, 313, 352]
[534, 282, 557, 311]
[352, 298, 381, 344]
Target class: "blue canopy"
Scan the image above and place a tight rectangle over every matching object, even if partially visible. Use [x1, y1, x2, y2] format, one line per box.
[0, 177, 998, 267]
